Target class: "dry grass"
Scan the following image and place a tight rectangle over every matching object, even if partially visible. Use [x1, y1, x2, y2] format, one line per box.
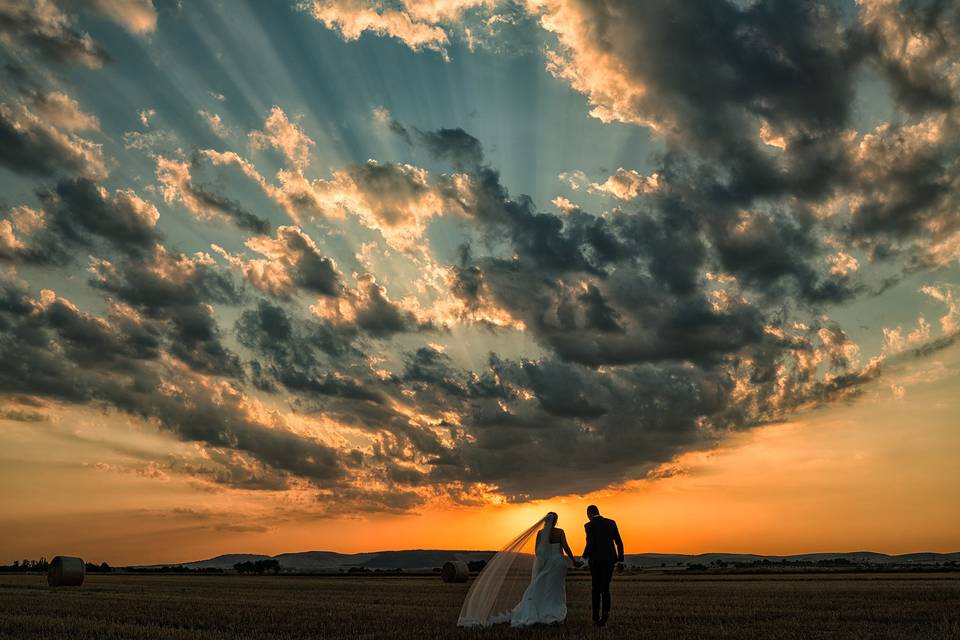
[1, 572, 958, 639]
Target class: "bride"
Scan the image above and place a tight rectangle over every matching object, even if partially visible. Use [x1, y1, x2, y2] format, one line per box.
[458, 512, 582, 627]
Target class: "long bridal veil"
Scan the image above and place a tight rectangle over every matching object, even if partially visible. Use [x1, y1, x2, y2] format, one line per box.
[457, 514, 552, 627]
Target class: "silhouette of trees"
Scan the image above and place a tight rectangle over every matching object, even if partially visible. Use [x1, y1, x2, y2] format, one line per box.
[0, 558, 49, 572]
[127, 565, 223, 574]
[0, 558, 119, 573]
[233, 559, 280, 574]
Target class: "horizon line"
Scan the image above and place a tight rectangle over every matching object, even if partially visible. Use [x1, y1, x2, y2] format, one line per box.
[135, 547, 960, 567]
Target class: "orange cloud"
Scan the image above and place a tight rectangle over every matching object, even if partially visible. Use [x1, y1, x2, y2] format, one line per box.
[249, 106, 315, 170]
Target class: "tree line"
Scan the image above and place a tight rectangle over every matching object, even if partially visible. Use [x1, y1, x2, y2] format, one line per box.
[0, 558, 112, 572]
[233, 559, 280, 574]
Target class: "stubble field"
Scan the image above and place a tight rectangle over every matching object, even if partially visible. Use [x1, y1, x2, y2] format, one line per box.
[1, 572, 958, 640]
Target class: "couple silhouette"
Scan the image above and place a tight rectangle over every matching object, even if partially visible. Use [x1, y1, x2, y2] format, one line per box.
[458, 505, 625, 628]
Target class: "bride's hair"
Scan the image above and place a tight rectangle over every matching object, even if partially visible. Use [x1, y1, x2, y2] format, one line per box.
[545, 512, 558, 525]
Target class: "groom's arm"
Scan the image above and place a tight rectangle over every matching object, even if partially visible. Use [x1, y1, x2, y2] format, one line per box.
[582, 523, 592, 559]
[612, 521, 624, 562]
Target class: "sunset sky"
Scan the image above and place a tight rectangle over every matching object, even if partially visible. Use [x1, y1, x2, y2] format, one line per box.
[0, 0, 958, 566]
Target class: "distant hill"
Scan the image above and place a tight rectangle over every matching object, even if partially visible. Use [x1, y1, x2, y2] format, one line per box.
[139, 553, 271, 570]
[137, 549, 960, 572]
[624, 551, 960, 567]
[139, 549, 496, 571]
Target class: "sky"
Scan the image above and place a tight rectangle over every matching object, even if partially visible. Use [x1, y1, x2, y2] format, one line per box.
[0, 0, 958, 566]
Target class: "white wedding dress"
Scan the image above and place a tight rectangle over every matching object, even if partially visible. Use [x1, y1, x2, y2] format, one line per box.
[510, 534, 568, 626]
[457, 513, 568, 628]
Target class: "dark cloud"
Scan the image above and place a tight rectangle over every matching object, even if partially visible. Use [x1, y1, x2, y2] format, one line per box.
[166, 303, 242, 377]
[88, 246, 244, 377]
[841, 117, 960, 267]
[90, 247, 240, 310]
[0, 276, 343, 486]
[407, 317, 890, 499]
[573, 1, 858, 151]
[154, 154, 271, 233]
[856, 0, 960, 113]
[1, 178, 162, 266]
[521, 360, 607, 419]
[236, 300, 377, 402]
[402, 345, 505, 401]
[234, 226, 341, 299]
[170, 449, 292, 491]
[0, 0, 110, 68]
[352, 274, 429, 337]
[447, 166, 614, 275]
[396, 353, 707, 499]
[463, 257, 765, 368]
[40, 177, 161, 253]
[234, 302, 454, 476]
[276, 226, 340, 295]
[0, 101, 106, 179]
[709, 204, 861, 304]
[388, 119, 485, 170]
[184, 180, 271, 234]
[189, 183, 270, 233]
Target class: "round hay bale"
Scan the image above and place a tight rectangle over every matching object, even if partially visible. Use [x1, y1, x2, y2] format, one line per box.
[441, 560, 469, 583]
[48, 556, 85, 587]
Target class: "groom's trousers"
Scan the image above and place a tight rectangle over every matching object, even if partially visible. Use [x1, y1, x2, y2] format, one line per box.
[589, 560, 616, 621]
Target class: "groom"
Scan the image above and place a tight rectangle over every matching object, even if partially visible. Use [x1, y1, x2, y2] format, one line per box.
[582, 505, 624, 627]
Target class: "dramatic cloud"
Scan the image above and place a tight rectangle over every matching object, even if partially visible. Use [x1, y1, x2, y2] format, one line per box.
[306, 271, 435, 339]
[587, 168, 660, 201]
[301, 0, 492, 56]
[87, 246, 244, 377]
[857, 0, 960, 113]
[844, 115, 960, 267]
[529, 0, 858, 148]
[156, 155, 271, 233]
[0, 0, 109, 67]
[214, 225, 341, 299]
[386, 115, 485, 170]
[39, 178, 160, 253]
[0, 97, 107, 179]
[1, 178, 159, 265]
[28, 90, 100, 130]
[313, 160, 451, 249]
[248, 106, 314, 170]
[0, 282, 343, 484]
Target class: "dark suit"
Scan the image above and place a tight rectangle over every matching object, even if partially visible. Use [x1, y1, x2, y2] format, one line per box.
[583, 516, 624, 622]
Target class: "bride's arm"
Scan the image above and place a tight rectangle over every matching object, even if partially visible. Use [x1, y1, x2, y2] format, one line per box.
[559, 530, 577, 560]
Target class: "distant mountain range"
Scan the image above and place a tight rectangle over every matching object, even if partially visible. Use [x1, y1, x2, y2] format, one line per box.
[623, 551, 960, 567]
[138, 550, 960, 572]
